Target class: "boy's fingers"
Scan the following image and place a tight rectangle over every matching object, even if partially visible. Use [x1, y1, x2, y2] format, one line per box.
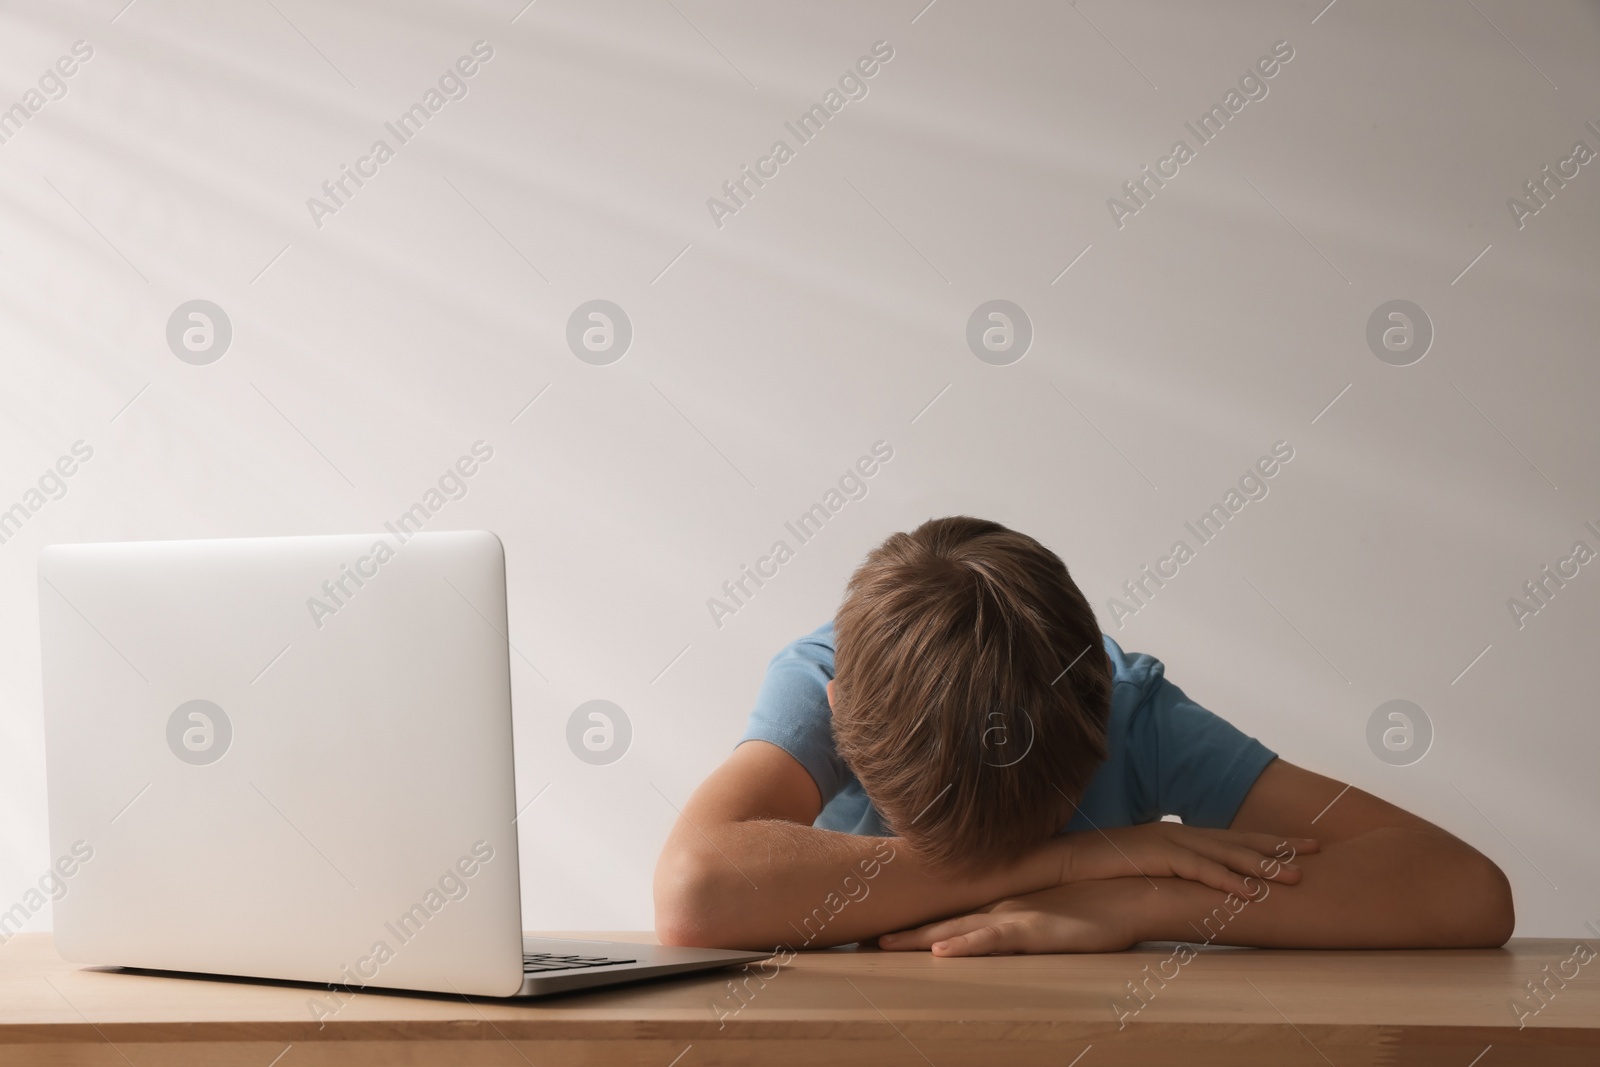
[1202, 841, 1303, 883]
[1194, 828, 1319, 854]
[880, 913, 994, 951]
[933, 920, 1028, 957]
[1179, 830, 1315, 878]
[932, 929, 990, 957]
[1266, 834, 1320, 853]
[1190, 856, 1253, 897]
[1175, 846, 1301, 894]
[1159, 849, 1248, 897]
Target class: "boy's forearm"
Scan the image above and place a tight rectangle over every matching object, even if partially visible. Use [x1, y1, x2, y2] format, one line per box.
[654, 818, 1065, 950]
[1125, 826, 1514, 949]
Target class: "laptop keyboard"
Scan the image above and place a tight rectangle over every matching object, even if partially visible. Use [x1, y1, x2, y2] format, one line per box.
[522, 952, 638, 973]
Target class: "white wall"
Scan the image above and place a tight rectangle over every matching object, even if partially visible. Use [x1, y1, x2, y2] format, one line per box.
[2, 0, 1596, 937]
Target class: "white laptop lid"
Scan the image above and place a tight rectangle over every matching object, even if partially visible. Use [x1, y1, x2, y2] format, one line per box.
[39, 530, 526, 997]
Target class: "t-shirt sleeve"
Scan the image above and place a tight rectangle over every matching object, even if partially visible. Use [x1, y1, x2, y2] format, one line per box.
[733, 624, 850, 806]
[1125, 662, 1278, 828]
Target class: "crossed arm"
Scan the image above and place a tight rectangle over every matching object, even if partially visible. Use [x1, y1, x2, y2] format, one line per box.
[652, 741, 1515, 954]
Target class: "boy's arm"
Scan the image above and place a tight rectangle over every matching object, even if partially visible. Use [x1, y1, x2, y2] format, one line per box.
[653, 740, 1055, 949]
[653, 742, 1315, 950]
[1191, 757, 1514, 946]
[880, 759, 1516, 955]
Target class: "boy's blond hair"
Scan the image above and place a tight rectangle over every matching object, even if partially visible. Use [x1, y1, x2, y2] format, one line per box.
[832, 516, 1111, 873]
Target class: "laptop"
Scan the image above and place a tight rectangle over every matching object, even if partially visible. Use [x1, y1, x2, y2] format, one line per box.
[38, 530, 769, 999]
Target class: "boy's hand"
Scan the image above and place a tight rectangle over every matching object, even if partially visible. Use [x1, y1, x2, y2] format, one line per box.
[878, 879, 1151, 956]
[1055, 823, 1316, 898]
[875, 823, 1316, 957]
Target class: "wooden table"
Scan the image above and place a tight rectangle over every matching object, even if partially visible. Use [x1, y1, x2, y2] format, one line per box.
[1, 933, 1595, 1065]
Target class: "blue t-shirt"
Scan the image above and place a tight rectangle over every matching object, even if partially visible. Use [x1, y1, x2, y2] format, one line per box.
[735, 622, 1276, 836]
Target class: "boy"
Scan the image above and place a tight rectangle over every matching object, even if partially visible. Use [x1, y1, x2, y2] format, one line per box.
[654, 516, 1513, 955]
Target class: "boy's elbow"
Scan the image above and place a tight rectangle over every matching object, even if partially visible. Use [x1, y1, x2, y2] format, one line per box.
[1472, 857, 1510, 947]
[655, 913, 713, 948]
[653, 845, 737, 948]
[1452, 850, 1515, 948]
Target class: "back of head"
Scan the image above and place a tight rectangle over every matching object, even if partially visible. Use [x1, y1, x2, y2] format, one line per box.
[832, 516, 1111, 875]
